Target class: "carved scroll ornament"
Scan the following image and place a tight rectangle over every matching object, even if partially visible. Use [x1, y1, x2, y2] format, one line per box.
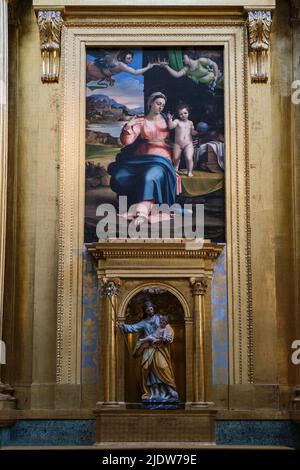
[247, 10, 272, 83]
[37, 10, 63, 83]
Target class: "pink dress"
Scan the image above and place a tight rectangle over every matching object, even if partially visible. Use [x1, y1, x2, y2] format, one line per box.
[120, 117, 181, 194]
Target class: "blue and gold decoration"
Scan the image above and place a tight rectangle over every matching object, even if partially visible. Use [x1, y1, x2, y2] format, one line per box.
[212, 246, 228, 384]
[82, 247, 99, 384]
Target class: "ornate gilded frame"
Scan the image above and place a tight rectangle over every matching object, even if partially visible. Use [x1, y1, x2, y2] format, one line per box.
[57, 14, 252, 389]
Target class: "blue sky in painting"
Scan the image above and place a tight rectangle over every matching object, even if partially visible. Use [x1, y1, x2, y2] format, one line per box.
[86, 49, 144, 111]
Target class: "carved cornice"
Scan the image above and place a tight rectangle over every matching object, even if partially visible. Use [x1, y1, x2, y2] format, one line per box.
[37, 10, 64, 82]
[190, 277, 208, 296]
[247, 10, 272, 83]
[87, 243, 223, 261]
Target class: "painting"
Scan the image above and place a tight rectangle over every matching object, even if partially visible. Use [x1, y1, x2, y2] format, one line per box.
[85, 46, 225, 242]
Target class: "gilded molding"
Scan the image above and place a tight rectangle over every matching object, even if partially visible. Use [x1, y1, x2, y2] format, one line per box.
[243, 26, 254, 384]
[88, 246, 222, 260]
[58, 22, 252, 386]
[247, 10, 272, 83]
[190, 278, 208, 296]
[117, 281, 192, 322]
[65, 19, 245, 28]
[37, 10, 64, 82]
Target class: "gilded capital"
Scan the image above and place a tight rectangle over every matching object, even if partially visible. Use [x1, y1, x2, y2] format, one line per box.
[247, 10, 272, 83]
[190, 277, 208, 296]
[37, 10, 63, 82]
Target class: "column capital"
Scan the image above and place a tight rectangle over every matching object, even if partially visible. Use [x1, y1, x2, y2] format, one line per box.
[98, 277, 121, 298]
[190, 277, 208, 296]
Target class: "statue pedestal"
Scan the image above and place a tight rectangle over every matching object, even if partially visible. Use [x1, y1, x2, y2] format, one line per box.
[94, 409, 217, 447]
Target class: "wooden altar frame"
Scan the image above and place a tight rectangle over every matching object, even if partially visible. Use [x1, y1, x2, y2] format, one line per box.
[47, 2, 276, 391]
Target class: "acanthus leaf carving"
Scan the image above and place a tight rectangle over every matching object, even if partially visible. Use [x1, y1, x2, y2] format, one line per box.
[247, 10, 272, 83]
[37, 10, 64, 83]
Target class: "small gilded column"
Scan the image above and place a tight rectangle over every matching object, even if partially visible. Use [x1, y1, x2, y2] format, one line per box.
[190, 277, 211, 407]
[97, 277, 123, 409]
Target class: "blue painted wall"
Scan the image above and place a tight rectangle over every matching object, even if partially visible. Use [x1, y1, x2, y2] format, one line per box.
[212, 246, 228, 384]
[82, 247, 99, 384]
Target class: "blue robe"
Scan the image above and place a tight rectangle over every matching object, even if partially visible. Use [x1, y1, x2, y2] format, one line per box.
[123, 315, 160, 337]
[108, 148, 177, 207]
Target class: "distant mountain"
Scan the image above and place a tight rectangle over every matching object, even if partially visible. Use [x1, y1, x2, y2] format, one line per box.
[128, 107, 144, 115]
[87, 94, 125, 109]
[87, 94, 144, 115]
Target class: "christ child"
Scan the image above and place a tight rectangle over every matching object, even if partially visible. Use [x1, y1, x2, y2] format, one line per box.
[138, 315, 171, 345]
[167, 103, 198, 177]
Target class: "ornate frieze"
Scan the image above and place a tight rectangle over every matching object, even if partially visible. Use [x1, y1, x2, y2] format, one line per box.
[247, 10, 272, 83]
[37, 10, 63, 82]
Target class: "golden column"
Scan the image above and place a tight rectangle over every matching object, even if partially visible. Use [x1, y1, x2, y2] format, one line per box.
[189, 277, 212, 407]
[96, 277, 124, 409]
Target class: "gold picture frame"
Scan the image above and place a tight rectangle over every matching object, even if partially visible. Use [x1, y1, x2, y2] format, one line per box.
[56, 7, 260, 395]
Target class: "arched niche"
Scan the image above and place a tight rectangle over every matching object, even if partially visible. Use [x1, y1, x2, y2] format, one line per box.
[121, 287, 186, 404]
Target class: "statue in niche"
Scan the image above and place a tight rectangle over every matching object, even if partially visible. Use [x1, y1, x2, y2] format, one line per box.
[118, 300, 179, 409]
